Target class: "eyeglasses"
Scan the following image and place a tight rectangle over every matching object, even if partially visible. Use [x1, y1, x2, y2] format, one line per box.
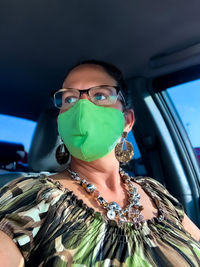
[53, 85, 126, 109]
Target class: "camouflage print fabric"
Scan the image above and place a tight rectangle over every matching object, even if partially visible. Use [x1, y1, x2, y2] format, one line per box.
[0, 174, 199, 266]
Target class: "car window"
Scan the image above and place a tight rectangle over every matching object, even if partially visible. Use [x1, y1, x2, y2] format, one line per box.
[0, 114, 36, 171]
[166, 79, 200, 169]
[0, 114, 36, 151]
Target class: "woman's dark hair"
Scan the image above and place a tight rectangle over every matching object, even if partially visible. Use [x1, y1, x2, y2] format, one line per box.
[66, 59, 132, 109]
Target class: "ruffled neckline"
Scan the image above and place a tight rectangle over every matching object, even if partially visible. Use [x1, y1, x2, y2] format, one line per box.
[39, 175, 167, 230]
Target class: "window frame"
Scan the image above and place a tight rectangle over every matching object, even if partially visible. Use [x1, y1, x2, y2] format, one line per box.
[148, 65, 200, 226]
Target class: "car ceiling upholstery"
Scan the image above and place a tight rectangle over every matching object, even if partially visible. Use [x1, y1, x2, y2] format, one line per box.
[1, 0, 200, 121]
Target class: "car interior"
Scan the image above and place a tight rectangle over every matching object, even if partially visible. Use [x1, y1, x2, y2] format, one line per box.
[0, 1, 200, 227]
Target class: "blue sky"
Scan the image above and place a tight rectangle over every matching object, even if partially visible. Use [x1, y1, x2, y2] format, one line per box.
[167, 79, 200, 148]
[0, 115, 36, 152]
[0, 79, 200, 152]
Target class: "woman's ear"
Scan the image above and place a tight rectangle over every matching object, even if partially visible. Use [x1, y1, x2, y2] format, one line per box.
[124, 109, 135, 132]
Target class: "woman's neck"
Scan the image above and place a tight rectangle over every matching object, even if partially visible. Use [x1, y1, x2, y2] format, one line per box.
[70, 151, 122, 193]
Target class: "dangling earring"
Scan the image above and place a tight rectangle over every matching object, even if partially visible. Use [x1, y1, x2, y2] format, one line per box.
[115, 132, 134, 163]
[56, 137, 70, 165]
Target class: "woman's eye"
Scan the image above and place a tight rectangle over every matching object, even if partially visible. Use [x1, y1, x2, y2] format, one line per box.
[64, 96, 78, 104]
[94, 94, 107, 101]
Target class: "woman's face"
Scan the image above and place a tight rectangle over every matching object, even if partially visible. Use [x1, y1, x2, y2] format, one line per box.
[60, 64, 134, 132]
[60, 64, 124, 113]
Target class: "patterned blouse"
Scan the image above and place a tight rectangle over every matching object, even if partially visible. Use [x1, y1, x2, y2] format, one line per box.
[0, 174, 199, 267]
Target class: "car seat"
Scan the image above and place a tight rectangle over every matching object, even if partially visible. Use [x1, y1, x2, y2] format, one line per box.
[28, 108, 69, 173]
[0, 108, 68, 187]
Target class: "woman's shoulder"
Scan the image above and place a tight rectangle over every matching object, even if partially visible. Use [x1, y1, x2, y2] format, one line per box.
[132, 175, 185, 222]
[132, 175, 180, 202]
[0, 173, 67, 216]
[132, 175, 175, 197]
[1, 173, 58, 195]
[0, 173, 69, 259]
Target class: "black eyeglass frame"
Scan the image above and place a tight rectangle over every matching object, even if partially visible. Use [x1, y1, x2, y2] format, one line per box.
[52, 85, 127, 108]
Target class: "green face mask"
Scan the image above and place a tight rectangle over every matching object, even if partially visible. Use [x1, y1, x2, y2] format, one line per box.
[58, 99, 125, 161]
[57, 99, 125, 162]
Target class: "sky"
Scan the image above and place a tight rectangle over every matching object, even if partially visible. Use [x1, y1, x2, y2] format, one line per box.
[0, 79, 200, 152]
[167, 79, 200, 148]
[0, 115, 36, 152]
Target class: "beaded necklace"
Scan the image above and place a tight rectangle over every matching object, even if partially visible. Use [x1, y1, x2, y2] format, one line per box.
[66, 166, 145, 229]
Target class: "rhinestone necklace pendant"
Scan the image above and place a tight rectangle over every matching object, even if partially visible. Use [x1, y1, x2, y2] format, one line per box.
[107, 210, 116, 220]
[106, 202, 121, 220]
[109, 202, 121, 212]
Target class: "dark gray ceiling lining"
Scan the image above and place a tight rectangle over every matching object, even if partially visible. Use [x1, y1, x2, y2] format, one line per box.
[1, 0, 200, 120]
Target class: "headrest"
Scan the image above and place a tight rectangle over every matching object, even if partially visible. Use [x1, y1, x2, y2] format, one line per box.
[28, 108, 68, 172]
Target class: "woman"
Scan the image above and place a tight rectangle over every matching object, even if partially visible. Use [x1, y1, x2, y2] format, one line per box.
[0, 60, 200, 266]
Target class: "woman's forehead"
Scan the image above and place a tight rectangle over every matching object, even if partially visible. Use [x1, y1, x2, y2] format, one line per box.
[62, 64, 117, 89]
